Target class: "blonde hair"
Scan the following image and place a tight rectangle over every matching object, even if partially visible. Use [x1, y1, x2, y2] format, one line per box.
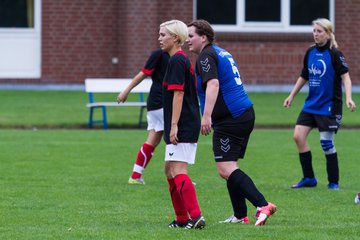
[312, 18, 338, 48]
[160, 20, 188, 46]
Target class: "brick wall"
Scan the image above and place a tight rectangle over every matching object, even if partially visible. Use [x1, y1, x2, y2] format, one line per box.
[41, 0, 119, 84]
[335, 0, 360, 85]
[1, 0, 359, 85]
[117, 0, 194, 78]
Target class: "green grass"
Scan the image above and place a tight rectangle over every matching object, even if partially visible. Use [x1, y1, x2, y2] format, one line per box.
[0, 90, 359, 239]
[1, 129, 359, 239]
[0, 90, 359, 129]
[0, 90, 147, 129]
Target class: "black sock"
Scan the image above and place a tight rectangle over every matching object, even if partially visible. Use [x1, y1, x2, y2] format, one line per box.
[228, 169, 268, 208]
[227, 175, 247, 219]
[299, 151, 315, 178]
[326, 152, 339, 184]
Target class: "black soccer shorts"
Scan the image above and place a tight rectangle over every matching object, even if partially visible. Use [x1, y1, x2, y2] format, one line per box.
[212, 106, 255, 162]
[296, 111, 341, 132]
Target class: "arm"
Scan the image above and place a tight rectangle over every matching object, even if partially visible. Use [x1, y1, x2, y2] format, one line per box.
[117, 71, 148, 103]
[283, 77, 307, 108]
[341, 72, 356, 112]
[201, 79, 219, 136]
[170, 90, 184, 144]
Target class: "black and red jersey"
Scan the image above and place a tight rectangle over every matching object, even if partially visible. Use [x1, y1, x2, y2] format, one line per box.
[141, 49, 169, 111]
[162, 50, 200, 144]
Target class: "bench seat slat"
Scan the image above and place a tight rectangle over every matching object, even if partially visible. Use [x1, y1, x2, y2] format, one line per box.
[87, 102, 147, 107]
[85, 78, 152, 93]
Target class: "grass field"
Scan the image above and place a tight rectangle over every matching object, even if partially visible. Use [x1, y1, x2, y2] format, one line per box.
[1, 129, 359, 239]
[0, 90, 359, 239]
[1, 90, 359, 128]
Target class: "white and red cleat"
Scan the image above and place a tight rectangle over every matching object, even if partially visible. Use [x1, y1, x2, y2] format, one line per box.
[219, 215, 250, 224]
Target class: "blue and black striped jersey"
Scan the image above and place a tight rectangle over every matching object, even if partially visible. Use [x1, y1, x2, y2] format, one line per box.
[195, 44, 252, 123]
[301, 41, 349, 116]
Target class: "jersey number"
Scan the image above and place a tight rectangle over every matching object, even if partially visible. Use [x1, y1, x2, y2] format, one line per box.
[228, 57, 242, 85]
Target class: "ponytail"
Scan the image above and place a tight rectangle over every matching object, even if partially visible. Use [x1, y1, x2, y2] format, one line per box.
[330, 32, 338, 48]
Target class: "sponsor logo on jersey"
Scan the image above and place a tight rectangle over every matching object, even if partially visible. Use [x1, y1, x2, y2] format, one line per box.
[219, 50, 231, 57]
[200, 58, 210, 72]
[340, 56, 348, 68]
[309, 59, 326, 78]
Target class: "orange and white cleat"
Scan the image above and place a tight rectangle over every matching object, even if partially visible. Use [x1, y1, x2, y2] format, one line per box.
[255, 202, 277, 226]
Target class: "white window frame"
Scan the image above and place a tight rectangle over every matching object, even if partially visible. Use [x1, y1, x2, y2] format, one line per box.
[0, 0, 41, 78]
[194, 0, 334, 33]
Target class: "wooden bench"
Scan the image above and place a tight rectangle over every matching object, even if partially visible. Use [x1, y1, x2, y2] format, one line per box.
[85, 78, 152, 129]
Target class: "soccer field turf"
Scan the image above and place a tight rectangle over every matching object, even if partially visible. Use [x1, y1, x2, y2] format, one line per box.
[0, 129, 359, 239]
[1, 90, 359, 129]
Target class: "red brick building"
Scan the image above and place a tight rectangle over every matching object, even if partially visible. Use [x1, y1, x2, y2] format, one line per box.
[0, 0, 359, 85]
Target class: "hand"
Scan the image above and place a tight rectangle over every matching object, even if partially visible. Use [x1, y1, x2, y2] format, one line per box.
[200, 116, 212, 136]
[283, 96, 293, 108]
[170, 125, 178, 145]
[117, 92, 127, 103]
[347, 99, 356, 112]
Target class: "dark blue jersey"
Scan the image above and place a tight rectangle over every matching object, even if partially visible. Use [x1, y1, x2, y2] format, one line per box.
[300, 41, 348, 116]
[195, 44, 252, 123]
[162, 50, 200, 144]
[141, 49, 169, 111]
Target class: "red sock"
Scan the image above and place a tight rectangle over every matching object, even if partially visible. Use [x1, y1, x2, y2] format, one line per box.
[131, 143, 155, 179]
[167, 178, 188, 223]
[174, 174, 201, 220]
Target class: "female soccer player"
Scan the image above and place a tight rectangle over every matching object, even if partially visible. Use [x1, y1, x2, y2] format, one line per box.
[187, 19, 276, 226]
[117, 49, 169, 185]
[159, 20, 205, 229]
[283, 18, 356, 190]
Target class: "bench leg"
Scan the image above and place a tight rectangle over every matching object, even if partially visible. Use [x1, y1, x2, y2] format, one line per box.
[89, 106, 108, 129]
[88, 107, 94, 128]
[102, 106, 108, 130]
[138, 106, 146, 128]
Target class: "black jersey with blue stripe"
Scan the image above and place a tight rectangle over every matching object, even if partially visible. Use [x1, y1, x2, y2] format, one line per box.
[300, 41, 348, 116]
[195, 44, 252, 123]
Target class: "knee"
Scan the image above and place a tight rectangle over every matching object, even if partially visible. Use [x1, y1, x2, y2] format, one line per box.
[320, 132, 336, 154]
[320, 139, 336, 154]
[152, 135, 162, 147]
[164, 164, 172, 178]
[164, 170, 172, 179]
[217, 167, 233, 180]
[293, 133, 303, 144]
[218, 171, 228, 180]
[216, 162, 238, 180]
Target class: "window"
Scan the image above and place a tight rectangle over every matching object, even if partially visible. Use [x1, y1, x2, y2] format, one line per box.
[0, 0, 41, 79]
[197, 0, 236, 25]
[0, 0, 34, 28]
[290, 0, 329, 26]
[195, 0, 334, 32]
[245, 0, 281, 22]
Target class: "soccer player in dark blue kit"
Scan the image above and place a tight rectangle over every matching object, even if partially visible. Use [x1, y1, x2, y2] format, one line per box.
[159, 20, 205, 229]
[187, 19, 276, 226]
[117, 49, 169, 185]
[284, 18, 356, 190]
